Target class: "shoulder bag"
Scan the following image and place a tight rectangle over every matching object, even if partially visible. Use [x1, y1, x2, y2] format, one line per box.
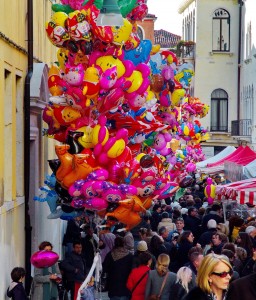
[131, 270, 150, 294]
[147, 272, 169, 300]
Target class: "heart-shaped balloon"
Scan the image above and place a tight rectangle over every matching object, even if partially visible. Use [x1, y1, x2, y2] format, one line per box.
[31, 251, 59, 268]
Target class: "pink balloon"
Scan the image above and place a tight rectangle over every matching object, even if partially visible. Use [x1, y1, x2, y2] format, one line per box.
[30, 250, 59, 268]
[186, 162, 196, 173]
[206, 177, 213, 185]
[108, 163, 123, 183]
[83, 197, 108, 211]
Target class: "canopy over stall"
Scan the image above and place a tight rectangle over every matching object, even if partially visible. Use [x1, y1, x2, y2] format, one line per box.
[198, 146, 256, 177]
[216, 178, 256, 205]
[196, 146, 236, 168]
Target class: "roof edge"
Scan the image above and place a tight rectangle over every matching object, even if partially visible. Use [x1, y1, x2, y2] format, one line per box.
[178, 0, 195, 13]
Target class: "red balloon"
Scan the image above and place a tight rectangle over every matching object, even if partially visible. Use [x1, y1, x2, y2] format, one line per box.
[30, 250, 59, 268]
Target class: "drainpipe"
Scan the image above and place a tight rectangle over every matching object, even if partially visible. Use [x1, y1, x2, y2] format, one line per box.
[237, 0, 243, 122]
[24, 0, 33, 294]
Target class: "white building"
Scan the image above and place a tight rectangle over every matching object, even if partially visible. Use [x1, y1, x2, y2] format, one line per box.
[178, 0, 256, 155]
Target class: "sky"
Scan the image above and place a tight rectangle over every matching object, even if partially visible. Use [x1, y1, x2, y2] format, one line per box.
[147, 0, 182, 36]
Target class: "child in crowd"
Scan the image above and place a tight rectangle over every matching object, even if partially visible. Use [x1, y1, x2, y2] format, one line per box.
[7, 267, 27, 300]
[80, 276, 95, 300]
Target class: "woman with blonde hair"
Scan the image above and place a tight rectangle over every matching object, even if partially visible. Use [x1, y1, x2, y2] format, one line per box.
[184, 253, 233, 300]
[172, 267, 194, 300]
[145, 253, 176, 300]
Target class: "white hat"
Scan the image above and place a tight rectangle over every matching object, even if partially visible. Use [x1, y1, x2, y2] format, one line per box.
[171, 202, 181, 210]
[245, 226, 256, 235]
[181, 208, 188, 215]
[207, 219, 217, 229]
[137, 241, 148, 252]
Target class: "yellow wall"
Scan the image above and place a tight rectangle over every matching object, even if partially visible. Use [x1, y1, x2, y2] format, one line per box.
[0, 0, 59, 297]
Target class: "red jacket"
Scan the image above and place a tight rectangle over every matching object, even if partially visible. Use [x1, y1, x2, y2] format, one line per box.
[127, 265, 150, 300]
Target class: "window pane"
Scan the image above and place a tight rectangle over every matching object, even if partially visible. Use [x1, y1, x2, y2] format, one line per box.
[211, 99, 218, 130]
[211, 89, 228, 98]
[213, 19, 220, 50]
[219, 100, 228, 130]
[221, 19, 229, 51]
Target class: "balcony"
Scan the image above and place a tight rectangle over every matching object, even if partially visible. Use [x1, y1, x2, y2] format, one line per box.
[176, 40, 195, 58]
[231, 119, 252, 136]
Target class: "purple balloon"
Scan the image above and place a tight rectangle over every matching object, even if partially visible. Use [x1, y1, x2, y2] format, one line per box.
[30, 250, 59, 268]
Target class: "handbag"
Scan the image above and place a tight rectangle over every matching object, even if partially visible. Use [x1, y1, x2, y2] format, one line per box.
[148, 272, 169, 300]
[131, 270, 150, 294]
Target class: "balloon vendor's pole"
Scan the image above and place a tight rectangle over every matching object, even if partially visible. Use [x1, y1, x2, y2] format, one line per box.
[76, 252, 100, 300]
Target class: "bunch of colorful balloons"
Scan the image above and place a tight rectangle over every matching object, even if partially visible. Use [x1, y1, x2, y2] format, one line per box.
[36, 0, 210, 229]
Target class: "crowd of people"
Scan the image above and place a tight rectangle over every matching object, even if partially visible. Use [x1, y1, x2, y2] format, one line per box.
[7, 175, 256, 300]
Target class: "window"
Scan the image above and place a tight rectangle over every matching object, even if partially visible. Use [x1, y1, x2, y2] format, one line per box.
[211, 89, 228, 132]
[246, 22, 252, 58]
[242, 85, 253, 122]
[212, 8, 230, 52]
[137, 26, 144, 41]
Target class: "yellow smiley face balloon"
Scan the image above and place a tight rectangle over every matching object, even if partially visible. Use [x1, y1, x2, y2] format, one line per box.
[96, 56, 125, 78]
[77, 126, 94, 149]
[112, 19, 133, 46]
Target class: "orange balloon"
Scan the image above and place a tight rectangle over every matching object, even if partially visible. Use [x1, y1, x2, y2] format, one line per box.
[55, 145, 73, 182]
[62, 154, 99, 189]
[105, 195, 146, 230]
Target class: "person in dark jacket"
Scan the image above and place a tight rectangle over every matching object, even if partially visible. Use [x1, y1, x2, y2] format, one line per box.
[60, 241, 86, 300]
[171, 267, 195, 300]
[149, 234, 168, 259]
[227, 272, 256, 300]
[63, 216, 83, 255]
[184, 207, 201, 242]
[184, 253, 232, 300]
[201, 204, 224, 232]
[198, 219, 217, 248]
[81, 225, 98, 272]
[103, 236, 133, 300]
[207, 233, 226, 255]
[150, 204, 162, 232]
[175, 231, 195, 271]
[7, 267, 27, 300]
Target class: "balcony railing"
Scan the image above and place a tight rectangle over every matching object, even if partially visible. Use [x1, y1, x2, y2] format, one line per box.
[231, 119, 252, 136]
[176, 41, 195, 58]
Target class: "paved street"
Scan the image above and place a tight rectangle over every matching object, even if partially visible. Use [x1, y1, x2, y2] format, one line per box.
[95, 291, 109, 300]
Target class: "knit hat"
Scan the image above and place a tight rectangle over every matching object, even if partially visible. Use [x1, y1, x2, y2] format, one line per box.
[181, 208, 188, 215]
[207, 219, 217, 229]
[137, 241, 148, 252]
[245, 226, 256, 235]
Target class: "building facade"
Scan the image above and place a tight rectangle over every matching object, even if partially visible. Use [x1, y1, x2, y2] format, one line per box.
[178, 0, 243, 156]
[0, 0, 65, 297]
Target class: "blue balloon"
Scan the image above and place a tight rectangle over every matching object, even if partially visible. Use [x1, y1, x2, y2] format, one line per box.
[124, 40, 152, 65]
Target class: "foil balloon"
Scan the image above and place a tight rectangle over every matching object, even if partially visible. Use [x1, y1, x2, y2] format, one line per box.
[186, 162, 196, 173]
[204, 178, 216, 205]
[30, 250, 59, 268]
[179, 175, 194, 188]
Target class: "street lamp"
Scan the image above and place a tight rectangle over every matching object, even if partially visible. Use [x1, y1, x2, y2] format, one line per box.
[96, 0, 124, 26]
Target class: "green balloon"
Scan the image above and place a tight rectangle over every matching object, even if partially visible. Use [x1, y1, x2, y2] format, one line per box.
[52, 4, 74, 14]
[82, 0, 103, 9]
[143, 132, 157, 147]
[118, 0, 137, 17]
[174, 188, 185, 201]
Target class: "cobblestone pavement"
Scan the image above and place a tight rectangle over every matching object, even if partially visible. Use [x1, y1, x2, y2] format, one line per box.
[95, 291, 109, 300]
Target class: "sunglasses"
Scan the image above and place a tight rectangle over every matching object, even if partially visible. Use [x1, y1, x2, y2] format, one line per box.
[211, 270, 233, 278]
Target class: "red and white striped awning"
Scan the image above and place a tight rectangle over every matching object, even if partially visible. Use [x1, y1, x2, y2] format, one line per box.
[216, 178, 256, 205]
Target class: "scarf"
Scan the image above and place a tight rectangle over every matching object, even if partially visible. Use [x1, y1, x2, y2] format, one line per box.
[111, 247, 130, 261]
[42, 264, 59, 300]
[206, 290, 228, 300]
